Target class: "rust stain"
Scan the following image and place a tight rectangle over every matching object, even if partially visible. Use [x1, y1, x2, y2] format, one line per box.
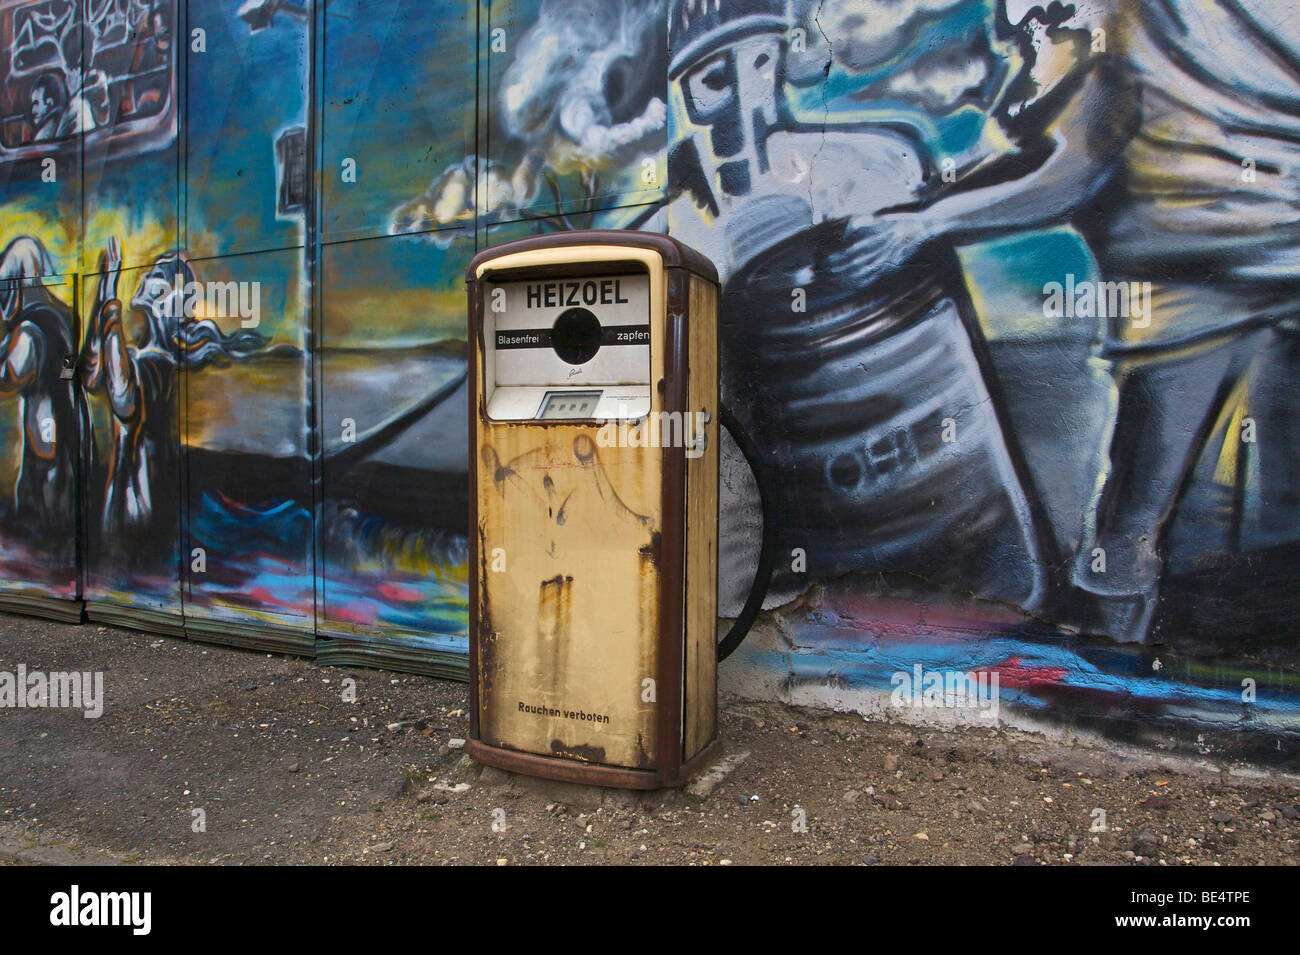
[550, 740, 606, 764]
[477, 520, 495, 698]
[636, 545, 657, 738]
[479, 629, 498, 700]
[538, 574, 574, 682]
[633, 732, 652, 770]
[538, 574, 573, 616]
[638, 530, 662, 566]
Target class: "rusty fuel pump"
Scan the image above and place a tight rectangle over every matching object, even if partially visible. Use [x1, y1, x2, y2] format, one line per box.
[464, 231, 725, 788]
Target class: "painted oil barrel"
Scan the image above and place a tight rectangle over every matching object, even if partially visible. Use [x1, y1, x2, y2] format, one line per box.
[721, 220, 1045, 608]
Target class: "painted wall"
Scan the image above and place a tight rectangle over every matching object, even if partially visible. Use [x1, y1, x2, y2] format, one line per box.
[1, 0, 1297, 761]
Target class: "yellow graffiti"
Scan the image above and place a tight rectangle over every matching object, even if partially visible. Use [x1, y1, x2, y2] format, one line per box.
[0, 201, 77, 280]
[81, 207, 175, 275]
[1214, 383, 1251, 488]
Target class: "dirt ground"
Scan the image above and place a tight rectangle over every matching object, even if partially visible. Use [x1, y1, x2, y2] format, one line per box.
[1, 612, 1298, 866]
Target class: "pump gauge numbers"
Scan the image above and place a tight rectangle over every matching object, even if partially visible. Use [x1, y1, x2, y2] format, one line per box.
[537, 391, 602, 419]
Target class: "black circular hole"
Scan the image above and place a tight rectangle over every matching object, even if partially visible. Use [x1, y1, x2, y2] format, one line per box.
[552, 307, 602, 365]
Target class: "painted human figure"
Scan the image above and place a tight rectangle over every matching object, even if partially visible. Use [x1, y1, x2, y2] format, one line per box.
[122, 5, 173, 119]
[27, 74, 64, 142]
[844, 0, 1300, 642]
[0, 236, 80, 540]
[667, 0, 1051, 612]
[55, 20, 109, 138]
[81, 237, 180, 555]
[81, 238, 264, 560]
[668, 0, 928, 278]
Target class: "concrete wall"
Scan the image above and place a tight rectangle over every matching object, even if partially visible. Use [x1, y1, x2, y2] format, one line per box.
[1, 0, 1297, 762]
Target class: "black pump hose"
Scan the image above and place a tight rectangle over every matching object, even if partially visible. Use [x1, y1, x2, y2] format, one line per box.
[717, 401, 778, 662]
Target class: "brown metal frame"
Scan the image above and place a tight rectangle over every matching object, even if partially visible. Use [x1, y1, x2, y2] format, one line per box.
[464, 231, 719, 789]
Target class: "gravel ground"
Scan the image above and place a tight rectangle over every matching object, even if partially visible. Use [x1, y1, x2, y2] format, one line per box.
[1, 612, 1297, 866]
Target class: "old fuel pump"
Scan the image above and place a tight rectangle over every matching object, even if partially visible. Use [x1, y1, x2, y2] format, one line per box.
[465, 231, 720, 788]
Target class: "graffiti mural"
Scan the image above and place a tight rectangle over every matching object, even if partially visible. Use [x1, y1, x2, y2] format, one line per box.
[390, 0, 667, 239]
[0, 242, 78, 606]
[308, 0, 670, 671]
[0, 0, 175, 159]
[0, 0, 1297, 757]
[666, 0, 1300, 750]
[667, 0, 1051, 614]
[313, 0, 475, 669]
[177, 0, 313, 645]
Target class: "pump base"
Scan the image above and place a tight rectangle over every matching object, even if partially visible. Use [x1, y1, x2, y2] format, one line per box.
[465, 737, 721, 790]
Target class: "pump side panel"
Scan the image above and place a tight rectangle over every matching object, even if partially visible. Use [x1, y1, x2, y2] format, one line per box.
[474, 317, 666, 771]
[683, 274, 719, 759]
